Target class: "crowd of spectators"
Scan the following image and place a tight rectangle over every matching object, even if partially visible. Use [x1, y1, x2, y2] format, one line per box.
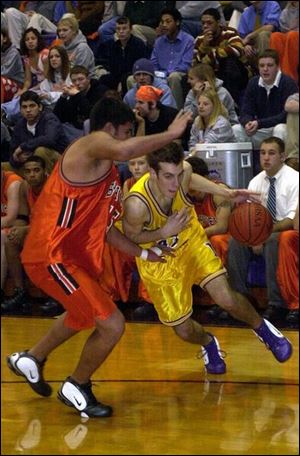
[1, 0, 299, 326]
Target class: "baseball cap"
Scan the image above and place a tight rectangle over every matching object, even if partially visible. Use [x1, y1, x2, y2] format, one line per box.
[133, 59, 155, 78]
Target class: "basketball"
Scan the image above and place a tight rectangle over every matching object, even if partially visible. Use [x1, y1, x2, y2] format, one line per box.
[228, 202, 273, 246]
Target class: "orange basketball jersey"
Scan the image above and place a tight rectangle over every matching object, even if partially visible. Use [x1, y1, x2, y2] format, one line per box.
[1, 171, 23, 216]
[193, 188, 231, 265]
[21, 159, 122, 279]
[27, 186, 42, 213]
[194, 193, 218, 228]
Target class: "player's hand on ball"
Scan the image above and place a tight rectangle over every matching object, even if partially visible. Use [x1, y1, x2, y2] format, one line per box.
[228, 189, 261, 204]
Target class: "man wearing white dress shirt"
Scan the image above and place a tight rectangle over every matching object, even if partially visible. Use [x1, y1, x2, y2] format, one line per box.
[227, 136, 299, 322]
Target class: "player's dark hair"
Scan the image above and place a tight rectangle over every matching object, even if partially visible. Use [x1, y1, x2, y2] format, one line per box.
[90, 98, 135, 132]
[147, 142, 184, 173]
[185, 156, 209, 176]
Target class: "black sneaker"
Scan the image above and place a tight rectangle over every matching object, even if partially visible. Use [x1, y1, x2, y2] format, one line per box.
[132, 302, 158, 321]
[206, 305, 223, 319]
[1, 288, 6, 303]
[286, 310, 299, 327]
[40, 300, 64, 316]
[57, 376, 113, 418]
[1, 288, 31, 315]
[7, 351, 52, 397]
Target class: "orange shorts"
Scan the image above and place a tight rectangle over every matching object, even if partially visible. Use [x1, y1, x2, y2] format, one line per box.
[24, 262, 117, 330]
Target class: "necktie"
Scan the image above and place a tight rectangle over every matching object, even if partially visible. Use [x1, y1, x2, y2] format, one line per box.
[254, 11, 261, 31]
[267, 177, 276, 221]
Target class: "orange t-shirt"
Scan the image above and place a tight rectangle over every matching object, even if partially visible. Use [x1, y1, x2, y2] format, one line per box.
[21, 160, 123, 279]
[1, 171, 23, 217]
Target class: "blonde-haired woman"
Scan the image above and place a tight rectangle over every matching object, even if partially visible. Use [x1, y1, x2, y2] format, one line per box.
[188, 88, 236, 153]
[57, 14, 95, 77]
[184, 63, 238, 125]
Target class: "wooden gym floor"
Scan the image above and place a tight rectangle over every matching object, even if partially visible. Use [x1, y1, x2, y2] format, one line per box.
[1, 316, 298, 455]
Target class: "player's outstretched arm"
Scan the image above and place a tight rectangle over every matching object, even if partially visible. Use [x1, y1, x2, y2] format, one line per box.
[188, 171, 261, 204]
[86, 110, 193, 162]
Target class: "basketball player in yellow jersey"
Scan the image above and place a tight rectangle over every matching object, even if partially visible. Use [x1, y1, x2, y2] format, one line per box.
[122, 143, 293, 374]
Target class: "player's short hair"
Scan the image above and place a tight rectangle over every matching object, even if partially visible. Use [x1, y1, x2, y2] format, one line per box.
[147, 142, 184, 173]
[185, 156, 209, 176]
[90, 98, 135, 132]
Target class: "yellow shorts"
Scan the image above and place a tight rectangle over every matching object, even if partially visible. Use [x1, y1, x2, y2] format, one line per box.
[137, 239, 226, 326]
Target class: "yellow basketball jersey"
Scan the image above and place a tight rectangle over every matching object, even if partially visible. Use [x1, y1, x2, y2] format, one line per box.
[126, 174, 226, 326]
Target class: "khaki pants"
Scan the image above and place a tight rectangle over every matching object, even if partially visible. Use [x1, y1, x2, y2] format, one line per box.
[1, 147, 61, 177]
[285, 112, 299, 159]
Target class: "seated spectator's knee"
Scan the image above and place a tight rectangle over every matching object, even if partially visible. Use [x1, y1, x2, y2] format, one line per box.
[167, 72, 182, 85]
[34, 147, 60, 173]
[232, 123, 247, 142]
[126, 75, 135, 91]
[5, 7, 23, 17]
[259, 30, 271, 40]
[272, 124, 287, 141]
[0, 162, 13, 172]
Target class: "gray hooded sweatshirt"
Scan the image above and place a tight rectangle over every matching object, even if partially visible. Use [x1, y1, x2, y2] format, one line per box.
[184, 78, 239, 125]
[63, 30, 95, 77]
[1, 44, 24, 84]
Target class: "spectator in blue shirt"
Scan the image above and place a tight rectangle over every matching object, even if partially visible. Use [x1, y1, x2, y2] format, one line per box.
[238, 1, 281, 64]
[151, 7, 194, 110]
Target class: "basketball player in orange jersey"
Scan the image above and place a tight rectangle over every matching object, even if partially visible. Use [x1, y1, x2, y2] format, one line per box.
[122, 143, 293, 377]
[6, 98, 195, 419]
[277, 203, 299, 326]
[2, 156, 62, 316]
[185, 156, 232, 265]
[1, 168, 24, 296]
